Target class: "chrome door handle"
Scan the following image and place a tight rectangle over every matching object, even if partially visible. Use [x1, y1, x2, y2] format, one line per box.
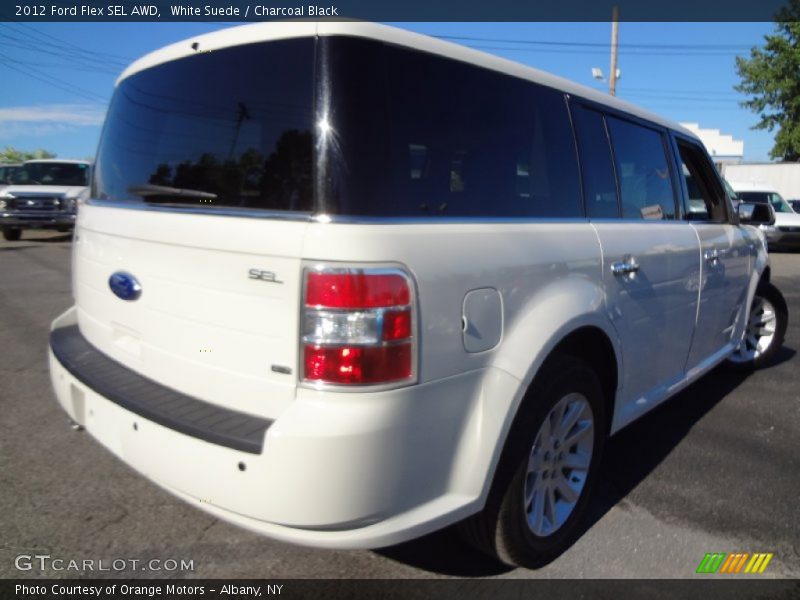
[704, 249, 720, 265]
[611, 260, 640, 276]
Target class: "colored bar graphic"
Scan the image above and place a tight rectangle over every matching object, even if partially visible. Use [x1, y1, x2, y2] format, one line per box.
[698, 552, 774, 574]
[734, 553, 750, 573]
[719, 553, 749, 573]
[744, 553, 774, 574]
[697, 553, 726, 574]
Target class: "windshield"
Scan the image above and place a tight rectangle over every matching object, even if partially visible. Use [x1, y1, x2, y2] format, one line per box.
[0, 165, 20, 184]
[12, 162, 90, 186]
[93, 38, 314, 212]
[737, 191, 794, 213]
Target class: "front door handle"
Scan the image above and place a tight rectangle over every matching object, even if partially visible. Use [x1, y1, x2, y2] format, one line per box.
[611, 260, 640, 277]
[704, 249, 720, 265]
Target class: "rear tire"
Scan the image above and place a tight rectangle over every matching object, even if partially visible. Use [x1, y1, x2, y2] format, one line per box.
[727, 281, 787, 371]
[2, 227, 21, 241]
[459, 356, 607, 568]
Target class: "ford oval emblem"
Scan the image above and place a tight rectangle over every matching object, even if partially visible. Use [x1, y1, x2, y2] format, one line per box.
[109, 272, 142, 301]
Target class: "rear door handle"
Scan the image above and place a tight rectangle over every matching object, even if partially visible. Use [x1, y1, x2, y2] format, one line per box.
[611, 260, 640, 277]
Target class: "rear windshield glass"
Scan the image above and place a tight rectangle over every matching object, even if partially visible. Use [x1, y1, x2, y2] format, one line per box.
[93, 38, 314, 212]
[94, 36, 583, 219]
[320, 37, 582, 218]
[13, 162, 89, 186]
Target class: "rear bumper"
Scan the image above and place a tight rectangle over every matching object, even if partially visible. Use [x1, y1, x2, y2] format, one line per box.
[49, 307, 518, 548]
[1, 211, 75, 228]
[50, 324, 272, 453]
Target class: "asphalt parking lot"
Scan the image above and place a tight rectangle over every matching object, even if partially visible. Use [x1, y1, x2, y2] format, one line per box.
[1, 230, 798, 580]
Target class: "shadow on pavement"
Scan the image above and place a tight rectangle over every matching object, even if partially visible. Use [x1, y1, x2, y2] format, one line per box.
[376, 525, 512, 576]
[0, 233, 72, 250]
[29, 233, 74, 243]
[375, 346, 795, 576]
[0, 231, 72, 250]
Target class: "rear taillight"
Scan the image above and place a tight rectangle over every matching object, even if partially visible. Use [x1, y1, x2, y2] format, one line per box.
[302, 267, 416, 386]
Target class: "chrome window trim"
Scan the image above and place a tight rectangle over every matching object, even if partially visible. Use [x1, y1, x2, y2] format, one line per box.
[87, 198, 314, 222]
[88, 198, 698, 226]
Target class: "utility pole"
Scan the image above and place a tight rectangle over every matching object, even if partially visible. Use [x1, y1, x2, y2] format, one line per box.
[227, 102, 251, 161]
[609, 5, 620, 96]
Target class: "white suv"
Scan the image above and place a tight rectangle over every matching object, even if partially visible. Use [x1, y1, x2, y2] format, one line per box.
[48, 22, 787, 567]
[730, 180, 800, 250]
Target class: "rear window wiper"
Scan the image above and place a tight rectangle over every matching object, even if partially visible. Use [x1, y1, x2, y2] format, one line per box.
[127, 184, 218, 204]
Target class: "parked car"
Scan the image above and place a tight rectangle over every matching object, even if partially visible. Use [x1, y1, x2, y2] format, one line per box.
[48, 22, 787, 568]
[729, 180, 800, 250]
[0, 159, 90, 241]
[0, 163, 21, 190]
[723, 162, 800, 202]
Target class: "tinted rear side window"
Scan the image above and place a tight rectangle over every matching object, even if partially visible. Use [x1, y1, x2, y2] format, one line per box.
[571, 104, 619, 218]
[94, 39, 315, 212]
[606, 117, 676, 220]
[320, 37, 582, 218]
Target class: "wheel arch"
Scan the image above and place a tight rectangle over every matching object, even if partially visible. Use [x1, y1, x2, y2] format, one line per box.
[455, 314, 622, 518]
[543, 326, 618, 434]
[456, 322, 620, 555]
[501, 321, 620, 468]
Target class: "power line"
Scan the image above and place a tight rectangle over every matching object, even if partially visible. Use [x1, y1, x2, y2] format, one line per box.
[435, 34, 751, 51]
[0, 52, 109, 103]
[620, 92, 741, 103]
[0, 53, 121, 76]
[468, 43, 743, 57]
[0, 26, 129, 71]
[0, 35, 124, 75]
[636, 105, 745, 111]
[2, 22, 133, 64]
[621, 86, 743, 97]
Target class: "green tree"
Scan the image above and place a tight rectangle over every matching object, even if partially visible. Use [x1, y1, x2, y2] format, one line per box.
[735, 1, 800, 161]
[0, 146, 57, 163]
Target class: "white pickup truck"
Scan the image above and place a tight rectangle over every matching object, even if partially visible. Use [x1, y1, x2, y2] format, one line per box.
[0, 159, 90, 241]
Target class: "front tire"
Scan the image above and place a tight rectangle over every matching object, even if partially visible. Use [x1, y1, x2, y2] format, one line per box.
[2, 227, 21, 241]
[460, 356, 607, 568]
[727, 281, 787, 370]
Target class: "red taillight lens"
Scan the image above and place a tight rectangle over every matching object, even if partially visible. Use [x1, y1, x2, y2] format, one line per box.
[382, 309, 412, 341]
[302, 267, 415, 386]
[304, 344, 412, 385]
[306, 272, 410, 308]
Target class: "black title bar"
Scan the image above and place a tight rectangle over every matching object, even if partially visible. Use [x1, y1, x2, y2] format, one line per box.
[4, 579, 800, 600]
[0, 0, 794, 22]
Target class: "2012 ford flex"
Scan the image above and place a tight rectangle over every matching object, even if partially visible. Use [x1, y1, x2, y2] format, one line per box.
[48, 22, 787, 567]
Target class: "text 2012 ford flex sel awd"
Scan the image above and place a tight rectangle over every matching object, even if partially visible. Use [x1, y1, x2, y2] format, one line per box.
[49, 22, 787, 567]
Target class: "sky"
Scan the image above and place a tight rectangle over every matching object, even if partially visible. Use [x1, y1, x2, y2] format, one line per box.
[0, 21, 779, 161]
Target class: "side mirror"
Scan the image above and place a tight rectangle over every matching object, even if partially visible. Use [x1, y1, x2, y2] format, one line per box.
[738, 202, 775, 226]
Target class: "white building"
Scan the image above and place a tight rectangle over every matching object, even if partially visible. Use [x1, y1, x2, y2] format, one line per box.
[679, 123, 744, 169]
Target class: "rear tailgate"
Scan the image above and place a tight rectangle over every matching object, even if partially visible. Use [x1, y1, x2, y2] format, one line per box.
[73, 203, 307, 419]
